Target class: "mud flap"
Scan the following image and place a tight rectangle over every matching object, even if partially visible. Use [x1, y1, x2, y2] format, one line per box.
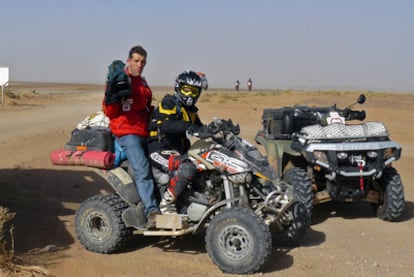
[122, 202, 147, 229]
[99, 167, 140, 205]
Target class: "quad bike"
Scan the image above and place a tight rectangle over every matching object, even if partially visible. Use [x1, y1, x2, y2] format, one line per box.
[256, 94, 405, 222]
[62, 118, 308, 275]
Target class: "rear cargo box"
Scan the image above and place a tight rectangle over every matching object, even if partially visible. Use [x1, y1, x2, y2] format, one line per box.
[261, 107, 316, 139]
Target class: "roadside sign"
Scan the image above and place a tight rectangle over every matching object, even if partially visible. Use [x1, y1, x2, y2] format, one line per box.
[1, 67, 9, 105]
[0, 67, 8, 86]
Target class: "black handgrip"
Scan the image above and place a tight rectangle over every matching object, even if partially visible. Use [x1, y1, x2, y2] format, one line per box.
[344, 109, 366, 121]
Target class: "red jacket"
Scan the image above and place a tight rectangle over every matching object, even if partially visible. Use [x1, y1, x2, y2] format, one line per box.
[103, 70, 153, 138]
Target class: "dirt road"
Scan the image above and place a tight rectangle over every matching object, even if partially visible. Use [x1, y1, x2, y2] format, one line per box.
[0, 85, 413, 276]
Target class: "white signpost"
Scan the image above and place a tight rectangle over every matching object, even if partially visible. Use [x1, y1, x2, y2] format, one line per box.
[0, 67, 9, 105]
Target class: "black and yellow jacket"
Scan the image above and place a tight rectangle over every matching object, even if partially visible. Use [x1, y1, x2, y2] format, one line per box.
[148, 94, 202, 154]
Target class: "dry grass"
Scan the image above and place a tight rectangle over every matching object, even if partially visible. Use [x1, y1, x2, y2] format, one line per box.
[0, 207, 54, 277]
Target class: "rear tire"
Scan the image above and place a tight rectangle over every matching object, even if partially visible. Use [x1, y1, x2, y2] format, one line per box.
[271, 201, 309, 247]
[75, 194, 133, 253]
[283, 167, 313, 219]
[373, 167, 405, 221]
[205, 207, 272, 274]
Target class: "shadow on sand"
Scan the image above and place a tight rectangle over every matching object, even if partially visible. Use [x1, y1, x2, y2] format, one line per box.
[310, 199, 414, 225]
[0, 168, 113, 255]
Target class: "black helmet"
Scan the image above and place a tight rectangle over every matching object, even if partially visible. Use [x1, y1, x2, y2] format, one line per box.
[174, 70, 203, 107]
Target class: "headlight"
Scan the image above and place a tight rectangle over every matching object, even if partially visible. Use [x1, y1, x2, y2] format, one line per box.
[337, 152, 348, 160]
[366, 151, 378, 159]
[313, 151, 328, 163]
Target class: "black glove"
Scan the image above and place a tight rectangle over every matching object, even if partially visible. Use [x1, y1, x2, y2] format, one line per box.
[197, 125, 213, 139]
[104, 78, 131, 104]
[104, 60, 132, 104]
[186, 123, 200, 134]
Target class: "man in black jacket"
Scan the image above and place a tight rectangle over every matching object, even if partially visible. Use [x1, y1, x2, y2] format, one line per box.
[148, 70, 209, 214]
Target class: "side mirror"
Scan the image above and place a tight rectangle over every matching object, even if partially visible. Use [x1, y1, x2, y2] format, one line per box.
[345, 94, 366, 109]
[357, 94, 366, 104]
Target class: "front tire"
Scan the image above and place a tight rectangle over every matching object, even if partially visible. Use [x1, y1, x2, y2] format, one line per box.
[283, 167, 313, 219]
[271, 201, 309, 247]
[75, 194, 133, 253]
[373, 167, 405, 221]
[205, 207, 272, 274]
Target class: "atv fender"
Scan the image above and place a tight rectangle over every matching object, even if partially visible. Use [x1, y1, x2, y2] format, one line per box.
[255, 132, 300, 177]
[192, 198, 240, 234]
[94, 167, 140, 205]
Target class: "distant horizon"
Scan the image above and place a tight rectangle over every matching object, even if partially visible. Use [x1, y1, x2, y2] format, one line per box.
[8, 80, 413, 94]
[1, 1, 413, 94]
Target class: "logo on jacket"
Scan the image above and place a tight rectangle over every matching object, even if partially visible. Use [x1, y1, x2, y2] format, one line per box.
[122, 98, 133, 112]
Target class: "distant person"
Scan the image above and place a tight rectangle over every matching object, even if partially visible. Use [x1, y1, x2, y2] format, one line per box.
[197, 72, 208, 90]
[247, 78, 253, 91]
[102, 45, 160, 229]
[234, 80, 240, 91]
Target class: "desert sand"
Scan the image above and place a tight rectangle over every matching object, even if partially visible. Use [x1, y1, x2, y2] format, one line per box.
[0, 83, 413, 276]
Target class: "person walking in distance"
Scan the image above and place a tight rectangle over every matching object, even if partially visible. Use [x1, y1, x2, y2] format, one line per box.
[247, 78, 253, 91]
[234, 80, 240, 91]
[102, 45, 160, 229]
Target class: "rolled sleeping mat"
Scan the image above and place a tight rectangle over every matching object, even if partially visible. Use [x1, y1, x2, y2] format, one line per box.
[50, 150, 115, 169]
[50, 150, 85, 166]
[81, 151, 115, 169]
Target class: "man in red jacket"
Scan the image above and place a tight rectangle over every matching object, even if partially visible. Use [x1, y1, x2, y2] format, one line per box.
[103, 45, 160, 229]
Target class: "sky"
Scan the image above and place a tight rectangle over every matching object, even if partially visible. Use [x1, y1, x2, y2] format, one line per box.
[0, 0, 413, 92]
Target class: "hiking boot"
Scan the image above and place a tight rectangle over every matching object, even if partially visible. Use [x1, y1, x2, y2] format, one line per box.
[146, 210, 161, 230]
[160, 190, 177, 214]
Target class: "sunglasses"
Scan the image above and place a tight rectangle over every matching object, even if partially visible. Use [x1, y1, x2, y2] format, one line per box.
[180, 85, 201, 97]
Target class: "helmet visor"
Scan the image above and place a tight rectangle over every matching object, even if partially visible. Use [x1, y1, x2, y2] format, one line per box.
[180, 84, 201, 98]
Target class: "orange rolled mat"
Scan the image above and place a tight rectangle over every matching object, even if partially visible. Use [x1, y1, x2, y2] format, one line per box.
[50, 150, 84, 166]
[81, 151, 115, 169]
[50, 150, 115, 169]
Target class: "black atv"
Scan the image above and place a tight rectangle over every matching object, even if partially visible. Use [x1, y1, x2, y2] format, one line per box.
[256, 94, 405, 222]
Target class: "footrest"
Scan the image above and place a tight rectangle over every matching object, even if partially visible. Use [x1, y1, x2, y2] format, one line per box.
[156, 214, 189, 230]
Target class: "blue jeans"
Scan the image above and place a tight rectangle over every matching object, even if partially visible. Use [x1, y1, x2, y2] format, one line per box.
[116, 135, 159, 217]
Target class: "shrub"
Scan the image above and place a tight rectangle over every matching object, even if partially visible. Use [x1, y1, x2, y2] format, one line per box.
[0, 207, 53, 276]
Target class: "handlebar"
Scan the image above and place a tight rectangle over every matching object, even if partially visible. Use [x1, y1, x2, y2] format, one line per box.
[295, 94, 367, 123]
[343, 109, 366, 121]
[206, 118, 240, 135]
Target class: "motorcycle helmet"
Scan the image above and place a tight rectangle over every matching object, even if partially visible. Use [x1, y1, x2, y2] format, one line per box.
[174, 70, 203, 107]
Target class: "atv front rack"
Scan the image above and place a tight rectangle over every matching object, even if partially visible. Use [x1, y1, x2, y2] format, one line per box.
[299, 122, 389, 141]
